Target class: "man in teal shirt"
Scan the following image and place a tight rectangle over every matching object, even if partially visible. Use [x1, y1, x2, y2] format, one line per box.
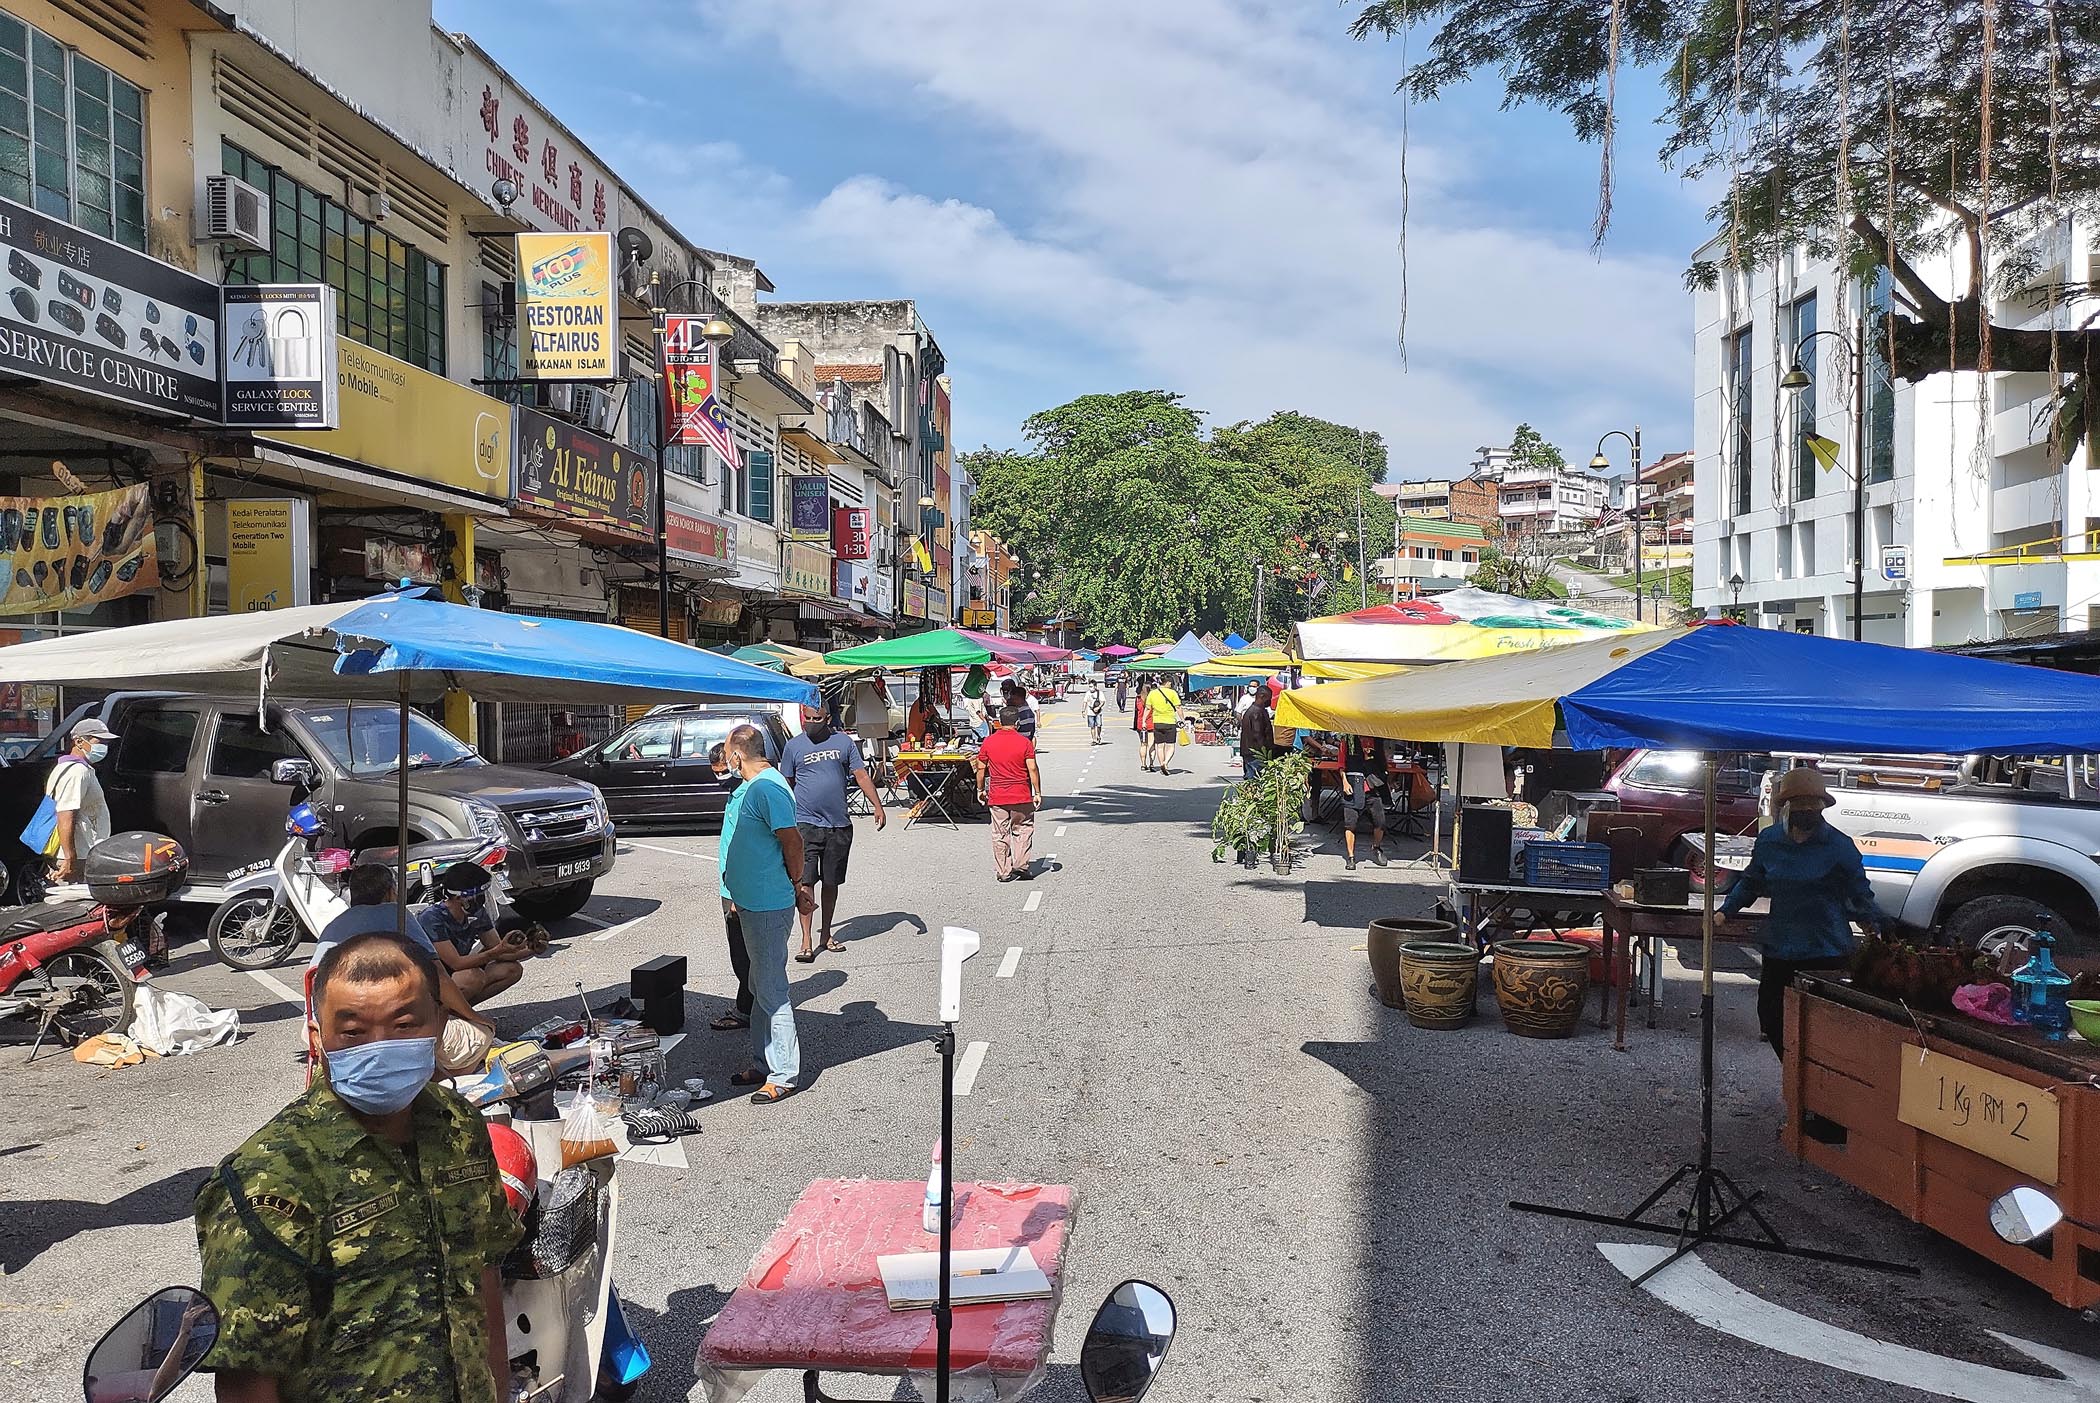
[1720, 767, 1881, 1058]
[719, 724, 814, 1104]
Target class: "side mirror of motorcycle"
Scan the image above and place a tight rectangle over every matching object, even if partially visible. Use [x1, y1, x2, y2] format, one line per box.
[1991, 1186, 2065, 1246]
[83, 1287, 218, 1403]
[1080, 1280, 1177, 1403]
[270, 758, 316, 788]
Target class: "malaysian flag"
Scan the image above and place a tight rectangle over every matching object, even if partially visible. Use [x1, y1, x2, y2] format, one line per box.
[694, 392, 740, 471]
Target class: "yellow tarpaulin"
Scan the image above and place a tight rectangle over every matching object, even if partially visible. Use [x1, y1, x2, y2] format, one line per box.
[1187, 650, 1404, 682]
[1274, 628, 1687, 746]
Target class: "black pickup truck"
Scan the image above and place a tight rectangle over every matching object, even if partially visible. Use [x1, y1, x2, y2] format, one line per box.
[0, 692, 615, 919]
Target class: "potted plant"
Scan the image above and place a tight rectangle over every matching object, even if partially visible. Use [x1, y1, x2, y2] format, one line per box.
[1211, 750, 1315, 875]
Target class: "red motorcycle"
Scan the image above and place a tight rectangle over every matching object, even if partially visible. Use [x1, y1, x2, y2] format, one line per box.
[0, 831, 186, 1058]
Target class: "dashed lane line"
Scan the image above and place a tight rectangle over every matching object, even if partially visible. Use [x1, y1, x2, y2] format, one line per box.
[626, 840, 717, 861]
[589, 917, 648, 943]
[953, 1040, 990, 1095]
[996, 946, 1023, 977]
[1055, 826, 1068, 838]
[1023, 890, 1044, 913]
[246, 968, 303, 1006]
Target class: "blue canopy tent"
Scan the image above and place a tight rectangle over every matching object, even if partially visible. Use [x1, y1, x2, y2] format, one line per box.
[1121, 631, 1214, 673]
[1221, 632, 1250, 650]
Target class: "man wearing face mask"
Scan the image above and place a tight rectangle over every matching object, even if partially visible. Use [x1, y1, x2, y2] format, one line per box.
[1719, 767, 1882, 1058]
[194, 933, 518, 1403]
[47, 716, 117, 883]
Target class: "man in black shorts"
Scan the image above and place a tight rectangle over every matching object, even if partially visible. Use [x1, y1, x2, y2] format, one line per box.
[778, 712, 886, 961]
[1338, 733, 1392, 871]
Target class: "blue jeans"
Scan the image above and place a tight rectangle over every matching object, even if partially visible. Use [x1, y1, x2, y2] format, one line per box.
[737, 903, 801, 1087]
[1243, 754, 1269, 782]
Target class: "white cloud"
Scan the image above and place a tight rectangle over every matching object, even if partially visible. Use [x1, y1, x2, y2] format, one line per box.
[621, 0, 1694, 471]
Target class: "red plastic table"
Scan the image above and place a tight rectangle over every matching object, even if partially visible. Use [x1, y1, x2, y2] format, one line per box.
[697, 1178, 1076, 1401]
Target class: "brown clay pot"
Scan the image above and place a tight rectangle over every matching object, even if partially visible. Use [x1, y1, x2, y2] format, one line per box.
[1398, 942, 1481, 1029]
[1368, 917, 1460, 1009]
[1490, 939, 1591, 1038]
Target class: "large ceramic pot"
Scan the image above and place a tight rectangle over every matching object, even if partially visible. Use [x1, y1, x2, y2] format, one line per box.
[1398, 942, 1481, 1030]
[1368, 917, 1459, 1009]
[1490, 939, 1591, 1038]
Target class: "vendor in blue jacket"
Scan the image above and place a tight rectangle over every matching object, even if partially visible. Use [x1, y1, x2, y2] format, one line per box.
[1717, 767, 1880, 1058]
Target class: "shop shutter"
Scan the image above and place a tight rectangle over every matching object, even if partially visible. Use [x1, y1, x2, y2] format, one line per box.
[620, 588, 685, 722]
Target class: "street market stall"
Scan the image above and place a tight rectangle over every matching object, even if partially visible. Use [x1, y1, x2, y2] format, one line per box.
[1276, 622, 2100, 1291]
[1290, 587, 1650, 665]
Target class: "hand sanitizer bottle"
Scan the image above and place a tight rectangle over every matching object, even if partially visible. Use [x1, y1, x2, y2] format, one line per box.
[922, 1138, 944, 1233]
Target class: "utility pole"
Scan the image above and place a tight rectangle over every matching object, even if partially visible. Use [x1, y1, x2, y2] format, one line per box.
[1253, 558, 1265, 640]
[1851, 311, 1867, 642]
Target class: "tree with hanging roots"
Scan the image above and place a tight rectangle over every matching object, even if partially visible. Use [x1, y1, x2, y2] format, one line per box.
[1350, 1, 2100, 452]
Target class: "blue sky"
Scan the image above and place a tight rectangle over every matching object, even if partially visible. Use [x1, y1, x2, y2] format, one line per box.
[435, 0, 1713, 477]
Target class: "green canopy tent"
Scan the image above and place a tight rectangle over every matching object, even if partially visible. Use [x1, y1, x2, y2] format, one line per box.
[824, 627, 1070, 670]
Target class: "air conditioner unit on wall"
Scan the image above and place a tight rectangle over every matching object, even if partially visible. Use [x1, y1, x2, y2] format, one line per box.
[199, 174, 270, 252]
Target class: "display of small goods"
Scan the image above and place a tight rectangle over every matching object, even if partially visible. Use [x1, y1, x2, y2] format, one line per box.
[0, 481, 156, 615]
[1847, 934, 1978, 1011]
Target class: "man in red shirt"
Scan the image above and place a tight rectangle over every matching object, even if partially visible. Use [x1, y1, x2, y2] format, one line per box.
[972, 705, 1043, 882]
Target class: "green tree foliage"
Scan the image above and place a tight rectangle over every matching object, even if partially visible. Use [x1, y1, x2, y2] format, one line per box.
[1507, 422, 1566, 474]
[1348, 2, 2100, 431]
[963, 394, 1393, 640]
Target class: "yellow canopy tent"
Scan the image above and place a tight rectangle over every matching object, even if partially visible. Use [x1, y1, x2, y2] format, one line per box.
[1186, 648, 1403, 682]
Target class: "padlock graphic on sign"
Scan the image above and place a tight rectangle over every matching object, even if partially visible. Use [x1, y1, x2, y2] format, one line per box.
[270, 306, 311, 380]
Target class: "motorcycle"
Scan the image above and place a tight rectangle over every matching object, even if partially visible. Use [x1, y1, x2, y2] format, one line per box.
[0, 831, 185, 1058]
[206, 783, 509, 970]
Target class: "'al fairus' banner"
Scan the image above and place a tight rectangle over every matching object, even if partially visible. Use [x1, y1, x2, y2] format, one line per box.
[0, 482, 157, 614]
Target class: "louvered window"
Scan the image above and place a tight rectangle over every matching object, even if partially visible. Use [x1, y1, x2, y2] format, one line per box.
[0, 14, 145, 247]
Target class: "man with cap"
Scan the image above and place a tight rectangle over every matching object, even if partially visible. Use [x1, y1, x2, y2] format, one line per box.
[1719, 767, 1882, 1058]
[47, 716, 118, 882]
[414, 864, 538, 1006]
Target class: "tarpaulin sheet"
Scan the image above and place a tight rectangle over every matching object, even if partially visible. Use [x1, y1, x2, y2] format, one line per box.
[826, 629, 1070, 670]
[1290, 586, 1651, 664]
[697, 1178, 1074, 1401]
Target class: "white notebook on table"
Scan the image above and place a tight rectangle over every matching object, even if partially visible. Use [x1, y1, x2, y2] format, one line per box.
[876, 1245, 1051, 1311]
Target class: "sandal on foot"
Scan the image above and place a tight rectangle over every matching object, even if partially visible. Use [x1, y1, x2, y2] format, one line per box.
[709, 1011, 749, 1031]
[794, 948, 817, 964]
[824, 938, 845, 953]
[749, 1083, 798, 1105]
[730, 1068, 767, 1088]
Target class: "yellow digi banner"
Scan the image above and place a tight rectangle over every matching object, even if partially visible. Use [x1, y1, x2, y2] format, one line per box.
[226, 498, 310, 612]
[517, 231, 616, 380]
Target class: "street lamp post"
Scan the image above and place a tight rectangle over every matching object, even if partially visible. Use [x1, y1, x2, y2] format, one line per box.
[1728, 571, 1745, 613]
[647, 271, 735, 639]
[1589, 426, 1642, 620]
[1781, 317, 1870, 641]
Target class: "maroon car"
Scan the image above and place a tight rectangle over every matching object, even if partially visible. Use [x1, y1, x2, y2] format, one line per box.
[1602, 749, 1773, 848]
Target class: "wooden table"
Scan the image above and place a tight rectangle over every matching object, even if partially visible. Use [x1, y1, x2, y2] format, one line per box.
[1785, 976, 2100, 1308]
[1598, 892, 1768, 1051]
[890, 750, 980, 829]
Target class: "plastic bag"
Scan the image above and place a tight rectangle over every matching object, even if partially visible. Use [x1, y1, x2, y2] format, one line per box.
[130, 984, 240, 1056]
[1953, 981, 2018, 1026]
[559, 1049, 619, 1166]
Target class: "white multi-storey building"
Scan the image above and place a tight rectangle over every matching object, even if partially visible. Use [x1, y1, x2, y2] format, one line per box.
[1497, 463, 1608, 535]
[1690, 230, 2097, 644]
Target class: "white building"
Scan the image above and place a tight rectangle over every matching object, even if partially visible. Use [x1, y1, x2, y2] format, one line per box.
[1689, 230, 2096, 644]
[1497, 463, 1608, 534]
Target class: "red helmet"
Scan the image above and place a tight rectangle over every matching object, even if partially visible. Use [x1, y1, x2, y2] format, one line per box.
[487, 1123, 538, 1216]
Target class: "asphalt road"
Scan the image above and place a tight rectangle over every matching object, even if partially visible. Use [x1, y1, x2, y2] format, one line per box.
[3, 697, 2096, 1401]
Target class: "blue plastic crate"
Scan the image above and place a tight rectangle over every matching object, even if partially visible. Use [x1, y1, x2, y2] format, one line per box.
[1523, 840, 1612, 891]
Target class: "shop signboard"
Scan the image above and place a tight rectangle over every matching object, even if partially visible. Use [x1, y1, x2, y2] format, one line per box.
[513, 406, 652, 542]
[1897, 1047, 2058, 1182]
[961, 607, 996, 629]
[902, 580, 927, 619]
[927, 585, 949, 622]
[662, 315, 737, 463]
[834, 560, 870, 604]
[258, 338, 512, 501]
[782, 542, 832, 597]
[516, 231, 616, 380]
[2014, 590, 2044, 611]
[221, 284, 339, 428]
[785, 474, 830, 539]
[832, 506, 872, 561]
[466, 49, 619, 236]
[0, 482, 157, 615]
[1878, 545, 1909, 584]
[0, 195, 219, 418]
[225, 498, 312, 612]
[666, 506, 736, 567]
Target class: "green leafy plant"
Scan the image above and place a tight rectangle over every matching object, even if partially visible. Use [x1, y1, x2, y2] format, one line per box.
[1211, 749, 1316, 869]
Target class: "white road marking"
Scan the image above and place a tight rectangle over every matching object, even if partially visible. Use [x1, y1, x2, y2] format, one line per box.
[1055, 826, 1068, 838]
[1599, 1243, 2100, 1401]
[246, 968, 303, 1006]
[996, 946, 1023, 978]
[1023, 890, 1044, 913]
[590, 917, 647, 944]
[626, 840, 716, 861]
[953, 1040, 990, 1095]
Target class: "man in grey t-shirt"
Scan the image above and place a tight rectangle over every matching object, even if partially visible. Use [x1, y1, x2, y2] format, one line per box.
[778, 714, 886, 960]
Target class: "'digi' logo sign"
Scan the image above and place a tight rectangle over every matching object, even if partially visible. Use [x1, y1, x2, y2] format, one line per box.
[527, 242, 595, 295]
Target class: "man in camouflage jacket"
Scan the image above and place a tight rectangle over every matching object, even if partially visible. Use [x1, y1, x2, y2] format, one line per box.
[194, 933, 519, 1403]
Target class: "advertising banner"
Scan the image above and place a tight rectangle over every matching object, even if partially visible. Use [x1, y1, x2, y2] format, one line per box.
[514, 406, 653, 541]
[785, 474, 830, 539]
[666, 506, 736, 567]
[0, 196, 220, 418]
[695, 595, 744, 627]
[832, 506, 871, 561]
[222, 285, 338, 428]
[834, 560, 870, 605]
[466, 49, 620, 236]
[258, 338, 512, 500]
[225, 498, 312, 612]
[364, 537, 440, 586]
[662, 315, 739, 464]
[782, 542, 832, 597]
[0, 482, 157, 615]
[516, 231, 616, 380]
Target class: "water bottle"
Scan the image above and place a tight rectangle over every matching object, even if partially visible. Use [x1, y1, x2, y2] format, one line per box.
[2012, 930, 2073, 1041]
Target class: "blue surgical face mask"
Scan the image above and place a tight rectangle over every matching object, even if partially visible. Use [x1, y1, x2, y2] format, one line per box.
[84, 742, 109, 762]
[326, 1036, 437, 1115]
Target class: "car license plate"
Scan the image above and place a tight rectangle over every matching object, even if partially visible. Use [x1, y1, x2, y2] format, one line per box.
[554, 859, 593, 879]
[116, 942, 149, 972]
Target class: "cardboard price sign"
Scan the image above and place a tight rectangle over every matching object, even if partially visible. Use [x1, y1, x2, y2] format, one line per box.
[1897, 1047, 2059, 1183]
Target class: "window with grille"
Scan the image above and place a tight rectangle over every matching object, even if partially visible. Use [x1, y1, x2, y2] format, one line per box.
[221, 140, 445, 374]
[1862, 270, 1896, 484]
[1726, 326, 1753, 516]
[480, 280, 522, 404]
[0, 16, 145, 247]
[1787, 292, 1818, 502]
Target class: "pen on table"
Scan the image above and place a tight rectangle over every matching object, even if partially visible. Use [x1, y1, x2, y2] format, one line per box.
[954, 1267, 1003, 1277]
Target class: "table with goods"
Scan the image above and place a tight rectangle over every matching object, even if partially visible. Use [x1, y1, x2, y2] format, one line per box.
[1784, 951, 2100, 1308]
[1600, 890, 1769, 1050]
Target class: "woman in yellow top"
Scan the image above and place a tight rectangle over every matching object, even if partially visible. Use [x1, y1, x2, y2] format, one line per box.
[1143, 679, 1181, 775]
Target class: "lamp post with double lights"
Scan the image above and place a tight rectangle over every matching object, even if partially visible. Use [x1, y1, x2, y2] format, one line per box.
[1780, 317, 1870, 641]
[1588, 425, 1643, 619]
[647, 270, 735, 639]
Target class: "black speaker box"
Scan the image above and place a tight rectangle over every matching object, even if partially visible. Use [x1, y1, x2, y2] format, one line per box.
[631, 954, 686, 1002]
[641, 993, 685, 1036]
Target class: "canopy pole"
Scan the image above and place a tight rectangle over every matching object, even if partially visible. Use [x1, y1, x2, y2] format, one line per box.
[1697, 753, 1718, 1216]
[396, 673, 410, 938]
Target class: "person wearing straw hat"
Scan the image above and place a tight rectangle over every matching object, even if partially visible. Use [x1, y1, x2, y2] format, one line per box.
[1718, 767, 1881, 1058]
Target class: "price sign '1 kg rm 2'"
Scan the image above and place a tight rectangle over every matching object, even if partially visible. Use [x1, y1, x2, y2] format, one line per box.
[1896, 1047, 2059, 1183]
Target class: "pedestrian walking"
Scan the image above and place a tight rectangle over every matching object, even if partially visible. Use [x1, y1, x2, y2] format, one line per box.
[1133, 682, 1153, 767]
[1115, 674, 1129, 713]
[1337, 734, 1393, 871]
[195, 934, 518, 1403]
[704, 742, 754, 1033]
[1085, 683, 1105, 745]
[973, 706, 1042, 882]
[45, 716, 116, 882]
[1002, 679, 1039, 739]
[719, 724, 815, 1104]
[779, 711, 887, 962]
[1718, 768, 1881, 1058]
[1143, 678, 1181, 774]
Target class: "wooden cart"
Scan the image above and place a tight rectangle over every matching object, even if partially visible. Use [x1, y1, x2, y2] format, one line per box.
[1784, 975, 2100, 1308]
